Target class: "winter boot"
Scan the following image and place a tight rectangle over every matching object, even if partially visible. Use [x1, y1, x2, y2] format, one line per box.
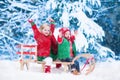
[56, 63, 62, 68]
[44, 65, 51, 73]
[71, 69, 80, 75]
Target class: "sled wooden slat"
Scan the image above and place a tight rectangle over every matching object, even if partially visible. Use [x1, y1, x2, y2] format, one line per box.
[16, 44, 37, 70]
[16, 52, 36, 55]
[53, 61, 72, 64]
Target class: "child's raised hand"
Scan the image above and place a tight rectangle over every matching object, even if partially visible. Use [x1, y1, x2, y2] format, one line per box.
[49, 18, 54, 22]
[28, 19, 33, 23]
[74, 30, 78, 36]
[28, 19, 35, 26]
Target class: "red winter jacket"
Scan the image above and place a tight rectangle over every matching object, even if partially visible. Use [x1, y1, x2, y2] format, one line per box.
[32, 23, 57, 57]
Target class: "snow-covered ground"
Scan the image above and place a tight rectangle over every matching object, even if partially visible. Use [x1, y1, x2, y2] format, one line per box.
[0, 60, 120, 80]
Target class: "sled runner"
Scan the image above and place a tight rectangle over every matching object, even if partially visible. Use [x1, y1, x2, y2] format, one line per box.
[72, 53, 95, 75]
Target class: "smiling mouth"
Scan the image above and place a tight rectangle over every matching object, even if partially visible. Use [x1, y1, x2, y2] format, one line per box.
[45, 33, 49, 35]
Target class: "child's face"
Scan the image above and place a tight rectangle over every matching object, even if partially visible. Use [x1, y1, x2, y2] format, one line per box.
[64, 31, 70, 39]
[41, 26, 50, 36]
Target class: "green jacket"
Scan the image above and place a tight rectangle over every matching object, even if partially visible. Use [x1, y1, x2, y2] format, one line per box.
[57, 38, 76, 60]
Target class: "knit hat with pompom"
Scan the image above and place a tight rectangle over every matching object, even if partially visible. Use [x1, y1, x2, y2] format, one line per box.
[59, 27, 70, 35]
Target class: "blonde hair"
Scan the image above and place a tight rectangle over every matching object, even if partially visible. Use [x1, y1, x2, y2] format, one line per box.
[39, 23, 52, 36]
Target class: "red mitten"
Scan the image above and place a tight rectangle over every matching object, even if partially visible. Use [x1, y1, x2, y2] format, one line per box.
[28, 19, 33, 23]
[70, 35, 75, 43]
[49, 18, 54, 22]
[28, 19, 35, 26]
[58, 36, 63, 44]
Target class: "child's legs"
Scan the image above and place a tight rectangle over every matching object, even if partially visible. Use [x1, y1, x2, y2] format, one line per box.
[60, 58, 73, 71]
[43, 57, 53, 73]
[74, 60, 80, 72]
[61, 58, 80, 72]
[37, 57, 53, 73]
[43, 57, 53, 65]
[71, 60, 80, 72]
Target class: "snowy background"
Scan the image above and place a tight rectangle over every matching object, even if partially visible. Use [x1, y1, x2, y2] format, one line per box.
[0, 0, 120, 80]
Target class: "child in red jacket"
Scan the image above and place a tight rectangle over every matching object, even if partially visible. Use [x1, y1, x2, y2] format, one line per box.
[28, 18, 57, 73]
